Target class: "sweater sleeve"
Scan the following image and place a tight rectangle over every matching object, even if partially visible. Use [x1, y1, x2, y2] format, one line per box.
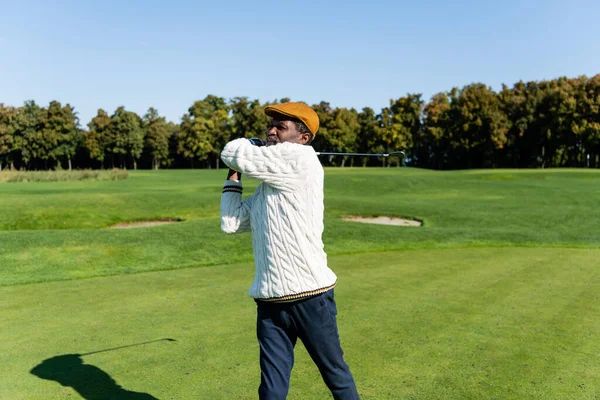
[220, 138, 310, 191]
[220, 180, 254, 234]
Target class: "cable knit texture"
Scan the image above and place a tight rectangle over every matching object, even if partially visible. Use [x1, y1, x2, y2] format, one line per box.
[220, 138, 337, 300]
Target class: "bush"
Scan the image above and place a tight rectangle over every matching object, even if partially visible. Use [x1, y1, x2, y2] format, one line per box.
[0, 169, 129, 183]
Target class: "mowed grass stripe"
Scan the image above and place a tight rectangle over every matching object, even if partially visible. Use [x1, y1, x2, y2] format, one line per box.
[1, 222, 599, 288]
[2, 168, 600, 288]
[330, 248, 600, 399]
[2, 248, 599, 399]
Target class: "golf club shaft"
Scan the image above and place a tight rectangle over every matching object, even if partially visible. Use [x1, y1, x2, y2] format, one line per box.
[315, 150, 406, 157]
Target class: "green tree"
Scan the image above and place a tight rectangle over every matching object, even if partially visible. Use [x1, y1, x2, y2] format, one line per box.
[538, 77, 581, 167]
[499, 81, 540, 167]
[143, 107, 171, 169]
[229, 97, 269, 140]
[422, 92, 452, 169]
[86, 109, 112, 167]
[330, 107, 360, 167]
[357, 107, 383, 166]
[42, 101, 80, 170]
[15, 101, 45, 169]
[312, 103, 361, 167]
[59, 104, 81, 170]
[575, 74, 600, 167]
[109, 106, 144, 169]
[166, 121, 181, 167]
[311, 102, 336, 165]
[178, 95, 229, 168]
[0, 104, 19, 170]
[450, 84, 509, 168]
[379, 94, 423, 167]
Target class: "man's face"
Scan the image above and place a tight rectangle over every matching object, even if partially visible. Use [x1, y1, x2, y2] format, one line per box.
[266, 117, 310, 146]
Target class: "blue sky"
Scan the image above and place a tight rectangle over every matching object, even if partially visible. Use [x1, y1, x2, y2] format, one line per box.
[1, 0, 599, 125]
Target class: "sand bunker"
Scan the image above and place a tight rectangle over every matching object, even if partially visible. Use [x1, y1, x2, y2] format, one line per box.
[342, 216, 422, 227]
[108, 219, 182, 229]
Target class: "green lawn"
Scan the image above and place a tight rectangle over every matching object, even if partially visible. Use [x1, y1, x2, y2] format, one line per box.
[1, 168, 600, 399]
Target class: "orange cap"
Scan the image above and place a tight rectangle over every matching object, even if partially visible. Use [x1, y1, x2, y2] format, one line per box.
[264, 102, 319, 135]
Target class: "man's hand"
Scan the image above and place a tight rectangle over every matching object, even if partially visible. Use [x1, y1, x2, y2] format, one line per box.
[227, 168, 242, 181]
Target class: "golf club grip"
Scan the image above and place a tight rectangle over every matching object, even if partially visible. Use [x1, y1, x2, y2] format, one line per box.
[247, 138, 267, 147]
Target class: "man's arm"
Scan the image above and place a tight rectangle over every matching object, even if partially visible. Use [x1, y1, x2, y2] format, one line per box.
[220, 138, 310, 191]
[220, 168, 253, 234]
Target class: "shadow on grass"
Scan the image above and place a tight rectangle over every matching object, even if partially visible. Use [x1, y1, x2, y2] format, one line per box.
[30, 339, 176, 400]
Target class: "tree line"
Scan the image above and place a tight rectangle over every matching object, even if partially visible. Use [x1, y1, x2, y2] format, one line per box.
[1, 74, 599, 171]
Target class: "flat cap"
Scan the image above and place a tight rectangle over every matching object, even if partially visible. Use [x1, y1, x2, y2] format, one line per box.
[264, 102, 319, 135]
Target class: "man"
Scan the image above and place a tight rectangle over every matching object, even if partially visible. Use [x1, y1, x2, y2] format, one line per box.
[220, 102, 360, 399]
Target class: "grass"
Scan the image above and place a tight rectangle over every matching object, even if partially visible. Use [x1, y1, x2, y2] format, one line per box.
[1, 168, 600, 399]
[0, 169, 129, 183]
[0, 168, 599, 286]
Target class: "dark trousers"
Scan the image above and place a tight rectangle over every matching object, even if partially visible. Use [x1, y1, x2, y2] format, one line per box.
[256, 289, 360, 400]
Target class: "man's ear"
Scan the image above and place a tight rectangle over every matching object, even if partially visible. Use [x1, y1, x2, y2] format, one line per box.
[299, 133, 310, 145]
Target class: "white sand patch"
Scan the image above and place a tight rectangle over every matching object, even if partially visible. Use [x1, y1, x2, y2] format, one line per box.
[108, 219, 182, 229]
[342, 216, 422, 227]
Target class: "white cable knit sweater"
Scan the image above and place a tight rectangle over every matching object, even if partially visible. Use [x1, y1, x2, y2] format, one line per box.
[220, 138, 337, 301]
